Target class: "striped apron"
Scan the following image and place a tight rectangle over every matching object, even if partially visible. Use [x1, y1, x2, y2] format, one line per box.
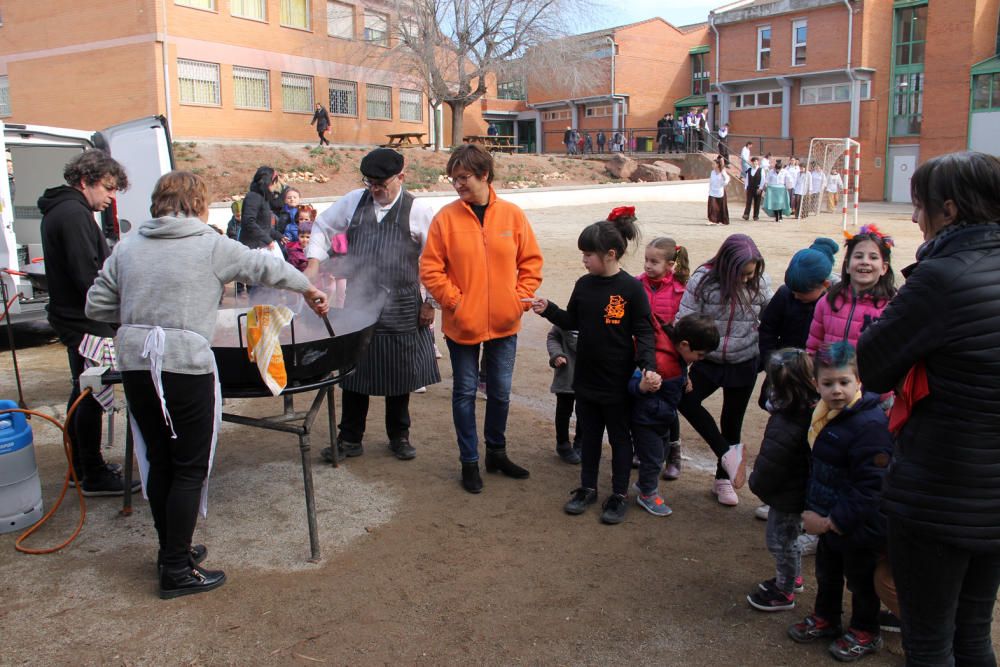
[340, 190, 440, 396]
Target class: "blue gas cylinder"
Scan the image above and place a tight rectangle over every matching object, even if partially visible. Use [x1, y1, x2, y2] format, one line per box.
[0, 399, 43, 533]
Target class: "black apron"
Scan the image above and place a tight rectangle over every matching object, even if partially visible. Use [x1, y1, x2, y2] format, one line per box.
[340, 190, 440, 396]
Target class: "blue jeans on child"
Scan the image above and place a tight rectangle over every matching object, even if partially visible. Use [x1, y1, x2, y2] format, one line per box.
[632, 422, 669, 496]
[766, 509, 803, 594]
[446, 335, 517, 463]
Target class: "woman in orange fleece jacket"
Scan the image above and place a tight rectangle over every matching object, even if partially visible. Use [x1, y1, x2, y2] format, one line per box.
[420, 144, 543, 494]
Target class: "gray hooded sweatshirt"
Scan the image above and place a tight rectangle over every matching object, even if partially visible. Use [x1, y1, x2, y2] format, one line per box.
[86, 215, 311, 375]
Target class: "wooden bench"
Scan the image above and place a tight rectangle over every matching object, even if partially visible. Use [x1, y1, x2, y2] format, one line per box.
[463, 134, 520, 153]
[382, 132, 429, 149]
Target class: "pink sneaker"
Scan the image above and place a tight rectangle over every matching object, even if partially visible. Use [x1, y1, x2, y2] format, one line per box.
[713, 479, 739, 506]
[720, 443, 746, 488]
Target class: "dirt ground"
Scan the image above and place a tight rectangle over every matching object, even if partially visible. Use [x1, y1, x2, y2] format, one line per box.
[176, 141, 623, 203]
[2, 199, 996, 665]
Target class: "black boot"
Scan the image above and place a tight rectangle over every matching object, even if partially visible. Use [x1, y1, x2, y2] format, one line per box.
[485, 448, 530, 479]
[159, 564, 226, 600]
[461, 462, 483, 494]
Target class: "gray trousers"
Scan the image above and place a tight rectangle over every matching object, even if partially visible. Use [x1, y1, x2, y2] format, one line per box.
[766, 509, 803, 593]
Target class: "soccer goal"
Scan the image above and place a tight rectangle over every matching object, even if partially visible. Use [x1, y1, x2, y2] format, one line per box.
[798, 138, 861, 230]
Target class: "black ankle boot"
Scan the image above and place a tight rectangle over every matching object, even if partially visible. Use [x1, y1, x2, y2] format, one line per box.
[461, 462, 483, 494]
[159, 564, 226, 600]
[485, 448, 530, 479]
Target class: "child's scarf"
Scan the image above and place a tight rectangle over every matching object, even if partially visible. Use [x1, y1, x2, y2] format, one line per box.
[808, 390, 863, 446]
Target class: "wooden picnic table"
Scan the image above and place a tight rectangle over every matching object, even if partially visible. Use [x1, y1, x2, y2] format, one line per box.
[463, 134, 520, 153]
[382, 132, 429, 148]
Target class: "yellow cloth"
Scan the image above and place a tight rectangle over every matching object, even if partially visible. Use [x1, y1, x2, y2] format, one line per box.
[808, 390, 863, 446]
[246, 305, 294, 396]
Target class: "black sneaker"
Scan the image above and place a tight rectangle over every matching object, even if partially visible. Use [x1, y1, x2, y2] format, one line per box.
[564, 487, 597, 515]
[788, 614, 842, 643]
[388, 437, 416, 460]
[81, 466, 141, 497]
[338, 439, 363, 458]
[828, 629, 883, 662]
[748, 580, 796, 612]
[69, 462, 122, 488]
[878, 610, 901, 634]
[759, 575, 804, 593]
[600, 493, 628, 524]
[556, 442, 581, 465]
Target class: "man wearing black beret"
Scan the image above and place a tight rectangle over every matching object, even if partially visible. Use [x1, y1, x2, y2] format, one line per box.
[305, 148, 440, 462]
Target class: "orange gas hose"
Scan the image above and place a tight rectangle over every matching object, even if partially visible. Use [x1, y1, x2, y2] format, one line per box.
[0, 388, 93, 554]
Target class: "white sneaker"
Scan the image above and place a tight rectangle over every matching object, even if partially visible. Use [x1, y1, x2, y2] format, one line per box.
[797, 532, 819, 556]
[755, 504, 770, 521]
[413, 386, 427, 394]
[713, 479, 739, 506]
[720, 443, 746, 488]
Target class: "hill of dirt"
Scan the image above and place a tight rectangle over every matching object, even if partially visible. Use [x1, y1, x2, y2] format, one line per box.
[174, 141, 629, 202]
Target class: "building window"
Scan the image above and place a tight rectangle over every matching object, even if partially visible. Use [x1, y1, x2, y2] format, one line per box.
[232, 0, 266, 20]
[801, 81, 870, 105]
[892, 4, 927, 135]
[0, 76, 10, 117]
[176, 0, 214, 9]
[327, 1, 354, 39]
[691, 52, 709, 95]
[400, 89, 423, 122]
[329, 79, 358, 116]
[729, 89, 782, 109]
[496, 80, 525, 101]
[366, 84, 392, 120]
[585, 105, 612, 117]
[972, 72, 1000, 111]
[282, 72, 313, 113]
[364, 11, 389, 46]
[892, 72, 924, 135]
[233, 66, 270, 110]
[894, 5, 927, 67]
[177, 59, 221, 106]
[542, 109, 571, 121]
[757, 27, 771, 70]
[281, 0, 310, 29]
[792, 19, 807, 66]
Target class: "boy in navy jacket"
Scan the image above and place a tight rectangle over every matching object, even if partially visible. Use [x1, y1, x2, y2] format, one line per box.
[787, 342, 893, 662]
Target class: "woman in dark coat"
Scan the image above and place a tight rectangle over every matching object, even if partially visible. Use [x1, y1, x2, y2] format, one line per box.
[239, 166, 283, 250]
[857, 151, 1000, 665]
[310, 103, 331, 146]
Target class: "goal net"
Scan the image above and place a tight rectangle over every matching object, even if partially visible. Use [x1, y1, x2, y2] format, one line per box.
[797, 138, 861, 229]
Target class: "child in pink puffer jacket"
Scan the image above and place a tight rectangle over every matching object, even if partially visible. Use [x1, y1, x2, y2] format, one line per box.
[807, 226, 896, 354]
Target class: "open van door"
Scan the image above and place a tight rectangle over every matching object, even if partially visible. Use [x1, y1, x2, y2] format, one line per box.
[93, 115, 174, 237]
[0, 122, 18, 315]
[0, 116, 174, 323]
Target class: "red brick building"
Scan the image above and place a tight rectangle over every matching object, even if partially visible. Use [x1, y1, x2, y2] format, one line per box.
[474, 19, 712, 154]
[708, 0, 1000, 201]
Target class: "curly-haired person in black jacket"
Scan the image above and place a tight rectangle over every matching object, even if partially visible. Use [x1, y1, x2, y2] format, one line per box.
[858, 151, 1000, 666]
[747, 348, 816, 613]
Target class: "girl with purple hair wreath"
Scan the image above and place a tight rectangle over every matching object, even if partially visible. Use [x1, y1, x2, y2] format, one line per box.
[675, 234, 772, 506]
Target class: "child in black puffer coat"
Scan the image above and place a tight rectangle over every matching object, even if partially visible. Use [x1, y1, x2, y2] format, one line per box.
[787, 342, 893, 662]
[748, 348, 817, 613]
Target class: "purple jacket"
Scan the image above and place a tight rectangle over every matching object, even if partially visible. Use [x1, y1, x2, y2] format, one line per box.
[807, 290, 887, 354]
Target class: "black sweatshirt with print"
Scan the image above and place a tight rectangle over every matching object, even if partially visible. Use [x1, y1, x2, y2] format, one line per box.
[542, 270, 655, 403]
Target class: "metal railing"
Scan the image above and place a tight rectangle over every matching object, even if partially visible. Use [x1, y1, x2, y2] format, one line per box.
[540, 128, 794, 159]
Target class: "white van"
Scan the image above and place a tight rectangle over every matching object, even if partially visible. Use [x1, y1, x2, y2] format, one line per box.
[1, 116, 174, 324]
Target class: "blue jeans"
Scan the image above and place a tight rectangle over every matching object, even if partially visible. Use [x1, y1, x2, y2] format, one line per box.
[446, 335, 517, 463]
